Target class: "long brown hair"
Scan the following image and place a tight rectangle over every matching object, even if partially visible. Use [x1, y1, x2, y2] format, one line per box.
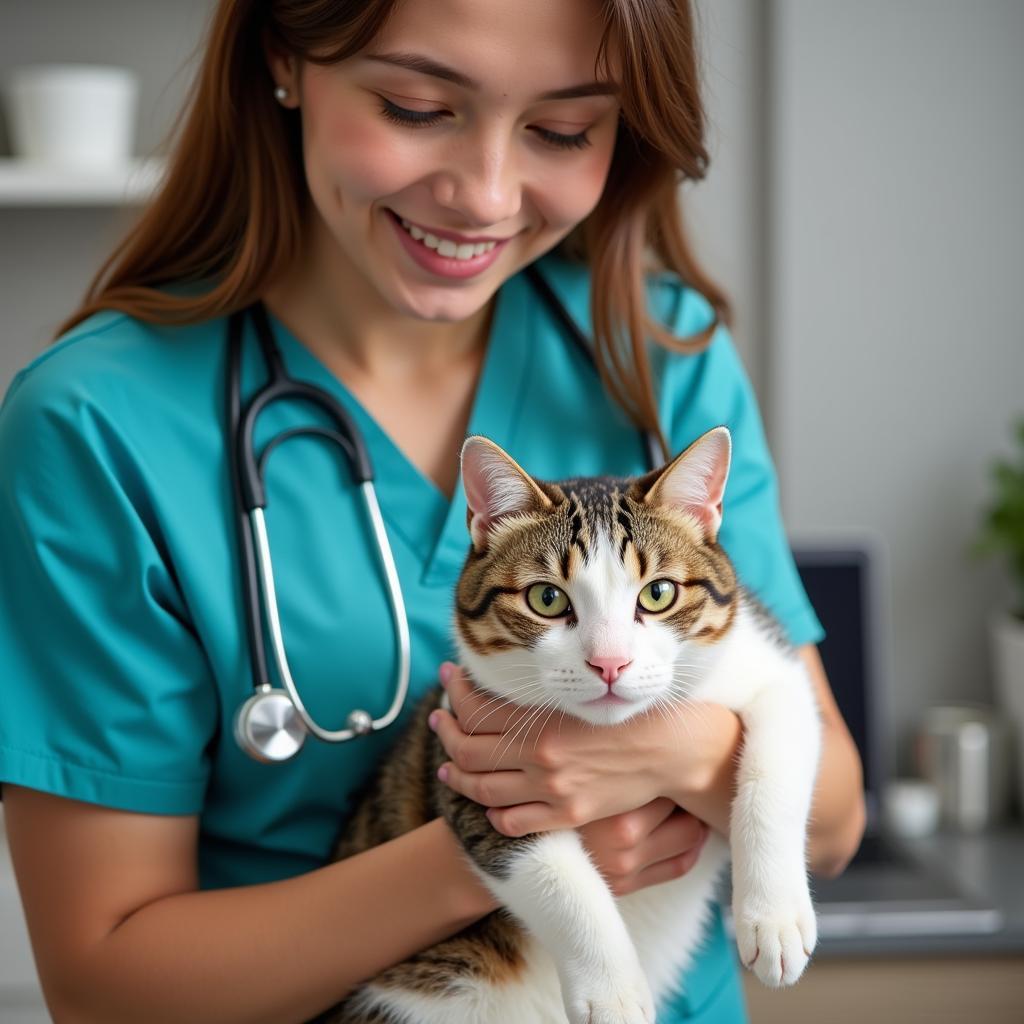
[56, 0, 730, 459]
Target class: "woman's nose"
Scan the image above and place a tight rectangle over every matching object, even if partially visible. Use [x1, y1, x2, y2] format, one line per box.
[431, 140, 522, 229]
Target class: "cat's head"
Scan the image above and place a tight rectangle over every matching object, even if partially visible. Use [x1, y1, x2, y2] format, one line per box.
[454, 428, 737, 726]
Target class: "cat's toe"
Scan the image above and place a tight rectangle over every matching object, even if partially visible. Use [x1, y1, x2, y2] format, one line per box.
[576, 997, 654, 1024]
[754, 918, 809, 987]
[734, 892, 817, 988]
[565, 969, 655, 1024]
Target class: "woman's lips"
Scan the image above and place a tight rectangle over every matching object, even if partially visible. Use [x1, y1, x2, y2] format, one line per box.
[386, 209, 512, 280]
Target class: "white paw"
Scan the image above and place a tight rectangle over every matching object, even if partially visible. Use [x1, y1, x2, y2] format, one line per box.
[564, 966, 655, 1024]
[733, 884, 817, 988]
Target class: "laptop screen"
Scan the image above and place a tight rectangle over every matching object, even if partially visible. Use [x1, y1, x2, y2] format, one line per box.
[792, 545, 880, 811]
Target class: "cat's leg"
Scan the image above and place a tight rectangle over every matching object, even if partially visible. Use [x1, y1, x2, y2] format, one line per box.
[483, 828, 655, 1024]
[616, 835, 730, 1008]
[728, 671, 821, 988]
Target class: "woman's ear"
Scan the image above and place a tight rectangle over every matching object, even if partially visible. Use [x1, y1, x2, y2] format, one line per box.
[262, 30, 301, 108]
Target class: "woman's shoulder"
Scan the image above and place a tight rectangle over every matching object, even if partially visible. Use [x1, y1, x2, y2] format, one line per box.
[2, 299, 226, 431]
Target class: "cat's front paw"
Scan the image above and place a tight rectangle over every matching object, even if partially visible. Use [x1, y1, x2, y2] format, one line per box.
[733, 883, 817, 988]
[564, 965, 655, 1024]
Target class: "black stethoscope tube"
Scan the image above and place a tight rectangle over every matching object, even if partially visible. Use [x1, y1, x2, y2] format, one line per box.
[238, 301, 374, 508]
[227, 307, 269, 698]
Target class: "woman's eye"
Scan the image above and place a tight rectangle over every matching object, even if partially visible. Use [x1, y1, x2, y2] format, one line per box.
[637, 579, 677, 614]
[532, 127, 592, 152]
[526, 583, 572, 618]
[379, 97, 590, 151]
[379, 97, 449, 128]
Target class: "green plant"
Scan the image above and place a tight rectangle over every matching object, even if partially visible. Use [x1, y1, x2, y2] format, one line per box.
[976, 417, 1024, 620]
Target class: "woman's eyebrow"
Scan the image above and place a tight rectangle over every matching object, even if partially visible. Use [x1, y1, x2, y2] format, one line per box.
[364, 51, 619, 100]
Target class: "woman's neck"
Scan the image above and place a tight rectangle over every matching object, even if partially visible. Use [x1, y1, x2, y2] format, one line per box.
[262, 213, 493, 381]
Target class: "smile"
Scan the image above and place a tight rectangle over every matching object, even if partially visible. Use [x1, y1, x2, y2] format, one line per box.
[396, 217, 498, 261]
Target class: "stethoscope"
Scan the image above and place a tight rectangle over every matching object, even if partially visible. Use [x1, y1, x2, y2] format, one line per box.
[228, 264, 664, 763]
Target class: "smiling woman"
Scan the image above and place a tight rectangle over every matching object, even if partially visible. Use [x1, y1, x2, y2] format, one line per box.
[0, 0, 865, 1022]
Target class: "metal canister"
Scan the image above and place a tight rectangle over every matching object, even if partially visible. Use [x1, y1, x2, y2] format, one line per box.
[916, 704, 1014, 832]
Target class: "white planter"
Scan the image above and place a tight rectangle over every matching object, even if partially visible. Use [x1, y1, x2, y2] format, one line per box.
[991, 611, 1024, 815]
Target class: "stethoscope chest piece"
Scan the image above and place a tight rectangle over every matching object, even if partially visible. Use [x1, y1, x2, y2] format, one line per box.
[234, 687, 307, 763]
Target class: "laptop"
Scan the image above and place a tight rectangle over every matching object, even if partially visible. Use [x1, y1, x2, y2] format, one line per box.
[783, 540, 1002, 939]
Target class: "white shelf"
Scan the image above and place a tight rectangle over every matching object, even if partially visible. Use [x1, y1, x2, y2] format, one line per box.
[0, 157, 166, 206]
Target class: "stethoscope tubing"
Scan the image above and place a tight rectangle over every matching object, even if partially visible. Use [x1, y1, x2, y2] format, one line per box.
[249, 495, 411, 742]
[228, 303, 410, 754]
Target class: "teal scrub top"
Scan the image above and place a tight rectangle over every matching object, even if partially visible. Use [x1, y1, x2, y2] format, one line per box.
[0, 251, 823, 1023]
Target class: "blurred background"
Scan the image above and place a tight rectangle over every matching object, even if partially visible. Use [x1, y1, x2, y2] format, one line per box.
[1, 1, 1022, 1021]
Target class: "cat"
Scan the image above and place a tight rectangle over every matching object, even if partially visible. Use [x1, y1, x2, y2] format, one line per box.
[325, 426, 822, 1024]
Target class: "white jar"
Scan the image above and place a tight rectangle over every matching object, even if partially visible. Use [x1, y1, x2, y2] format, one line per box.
[882, 778, 941, 838]
[991, 611, 1024, 815]
[916, 704, 1014, 832]
[5, 63, 139, 166]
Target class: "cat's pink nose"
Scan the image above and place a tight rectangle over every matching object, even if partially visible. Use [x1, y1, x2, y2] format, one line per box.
[587, 655, 632, 685]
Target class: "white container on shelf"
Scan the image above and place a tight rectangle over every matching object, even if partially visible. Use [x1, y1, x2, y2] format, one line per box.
[4, 64, 139, 167]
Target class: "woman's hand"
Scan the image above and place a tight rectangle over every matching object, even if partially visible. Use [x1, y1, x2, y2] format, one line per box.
[429, 662, 734, 837]
[578, 799, 709, 897]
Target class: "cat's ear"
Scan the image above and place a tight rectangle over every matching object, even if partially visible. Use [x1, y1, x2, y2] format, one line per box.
[642, 427, 732, 542]
[461, 436, 551, 551]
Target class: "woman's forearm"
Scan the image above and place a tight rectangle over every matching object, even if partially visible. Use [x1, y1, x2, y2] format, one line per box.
[798, 644, 867, 876]
[52, 817, 498, 1024]
[804, 717, 867, 876]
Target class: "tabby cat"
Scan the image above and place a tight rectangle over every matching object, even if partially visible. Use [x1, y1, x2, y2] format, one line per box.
[326, 426, 822, 1024]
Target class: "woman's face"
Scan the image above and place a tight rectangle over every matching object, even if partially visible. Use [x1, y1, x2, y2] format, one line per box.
[272, 0, 621, 324]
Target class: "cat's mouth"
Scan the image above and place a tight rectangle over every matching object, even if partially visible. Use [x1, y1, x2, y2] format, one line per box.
[583, 692, 633, 707]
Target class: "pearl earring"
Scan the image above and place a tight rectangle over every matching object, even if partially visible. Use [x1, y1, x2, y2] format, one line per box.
[274, 86, 288, 103]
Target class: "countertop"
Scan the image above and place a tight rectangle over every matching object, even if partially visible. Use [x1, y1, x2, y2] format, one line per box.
[814, 824, 1024, 958]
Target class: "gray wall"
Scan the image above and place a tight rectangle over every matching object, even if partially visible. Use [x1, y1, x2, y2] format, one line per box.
[688, 0, 769, 388]
[769, 0, 1024, 776]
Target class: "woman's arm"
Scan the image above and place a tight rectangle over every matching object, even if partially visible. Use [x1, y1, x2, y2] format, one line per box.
[4, 785, 497, 1024]
[666, 644, 867, 878]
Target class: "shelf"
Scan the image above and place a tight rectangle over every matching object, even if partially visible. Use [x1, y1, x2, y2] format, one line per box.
[0, 157, 166, 206]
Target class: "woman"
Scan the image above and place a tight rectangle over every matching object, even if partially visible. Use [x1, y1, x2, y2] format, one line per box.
[0, 0, 865, 1021]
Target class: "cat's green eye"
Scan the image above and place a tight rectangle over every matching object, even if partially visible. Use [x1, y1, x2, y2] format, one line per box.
[637, 579, 677, 613]
[526, 583, 571, 618]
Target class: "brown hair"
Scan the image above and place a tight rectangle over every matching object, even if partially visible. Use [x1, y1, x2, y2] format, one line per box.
[55, 0, 730, 459]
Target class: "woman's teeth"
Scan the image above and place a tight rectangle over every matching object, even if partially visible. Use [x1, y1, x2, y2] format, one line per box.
[399, 217, 498, 260]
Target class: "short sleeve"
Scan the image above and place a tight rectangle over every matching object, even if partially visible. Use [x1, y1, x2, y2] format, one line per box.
[0, 358, 216, 814]
[655, 284, 824, 648]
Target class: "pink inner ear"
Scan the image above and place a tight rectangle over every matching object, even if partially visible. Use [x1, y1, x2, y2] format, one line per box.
[462, 446, 494, 522]
[657, 429, 731, 540]
[461, 437, 542, 547]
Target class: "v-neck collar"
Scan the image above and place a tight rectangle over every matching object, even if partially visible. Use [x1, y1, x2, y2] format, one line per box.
[262, 268, 538, 587]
